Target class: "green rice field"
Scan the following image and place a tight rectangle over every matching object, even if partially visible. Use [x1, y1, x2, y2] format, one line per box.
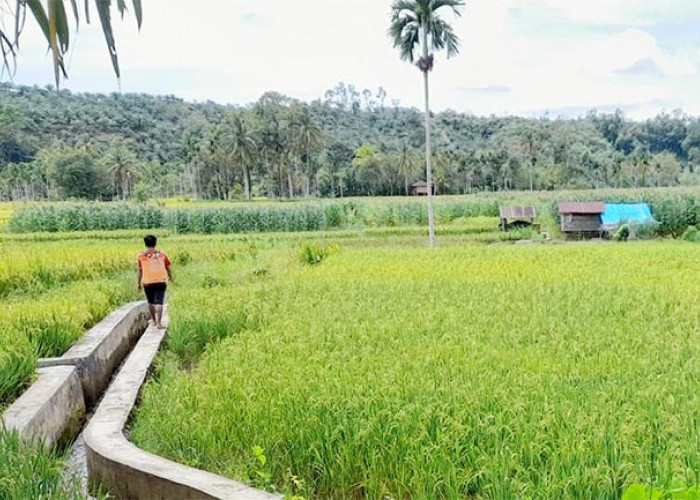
[3, 191, 700, 498]
[131, 241, 700, 499]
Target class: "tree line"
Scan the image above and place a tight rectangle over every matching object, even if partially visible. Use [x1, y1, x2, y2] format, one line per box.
[0, 83, 699, 201]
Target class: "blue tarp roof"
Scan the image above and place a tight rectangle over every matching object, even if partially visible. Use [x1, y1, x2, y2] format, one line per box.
[601, 203, 655, 226]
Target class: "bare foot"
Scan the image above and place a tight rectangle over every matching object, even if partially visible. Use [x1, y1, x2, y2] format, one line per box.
[156, 324, 166, 330]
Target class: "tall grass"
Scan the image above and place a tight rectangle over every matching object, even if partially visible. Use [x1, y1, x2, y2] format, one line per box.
[133, 243, 700, 499]
[0, 429, 91, 500]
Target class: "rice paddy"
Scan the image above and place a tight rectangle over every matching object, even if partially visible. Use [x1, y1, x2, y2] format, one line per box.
[3, 193, 700, 499]
[130, 241, 700, 499]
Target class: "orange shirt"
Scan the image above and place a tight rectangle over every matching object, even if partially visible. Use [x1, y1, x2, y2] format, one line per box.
[138, 250, 171, 285]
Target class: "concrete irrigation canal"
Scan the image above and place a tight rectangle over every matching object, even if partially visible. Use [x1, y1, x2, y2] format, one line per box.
[1, 302, 279, 500]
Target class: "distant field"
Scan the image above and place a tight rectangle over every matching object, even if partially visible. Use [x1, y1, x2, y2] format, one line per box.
[155, 185, 700, 208]
[132, 241, 700, 499]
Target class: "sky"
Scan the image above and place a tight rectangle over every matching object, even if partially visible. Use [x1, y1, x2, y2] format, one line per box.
[5, 0, 700, 119]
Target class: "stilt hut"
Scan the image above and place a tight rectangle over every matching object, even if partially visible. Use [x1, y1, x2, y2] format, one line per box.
[558, 202, 605, 239]
[499, 206, 537, 231]
[411, 181, 436, 196]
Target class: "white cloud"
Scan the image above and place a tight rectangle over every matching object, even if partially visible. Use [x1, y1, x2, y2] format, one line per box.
[5, 0, 700, 119]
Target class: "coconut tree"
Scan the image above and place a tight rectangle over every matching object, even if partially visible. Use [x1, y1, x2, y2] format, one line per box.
[103, 138, 140, 200]
[290, 105, 323, 197]
[224, 114, 257, 200]
[389, 0, 464, 247]
[1, 0, 142, 88]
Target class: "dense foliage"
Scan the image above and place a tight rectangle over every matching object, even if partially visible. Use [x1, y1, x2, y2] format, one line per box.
[1, 83, 700, 201]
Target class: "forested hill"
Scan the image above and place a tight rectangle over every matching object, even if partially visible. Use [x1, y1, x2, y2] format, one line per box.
[1, 82, 699, 201]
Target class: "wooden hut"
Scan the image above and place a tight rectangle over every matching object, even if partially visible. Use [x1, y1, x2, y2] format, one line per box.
[558, 202, 605, 239]
[411, 181, 435, 196]
[499, 206, 537, 231]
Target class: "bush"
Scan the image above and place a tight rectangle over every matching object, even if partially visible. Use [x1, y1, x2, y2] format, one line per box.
[613, 224, 630, 242]
[682, 225, 698, 242]
[299, 242, 339, 265]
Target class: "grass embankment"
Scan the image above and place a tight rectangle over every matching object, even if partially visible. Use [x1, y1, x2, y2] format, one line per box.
[133, 242, 700, 499]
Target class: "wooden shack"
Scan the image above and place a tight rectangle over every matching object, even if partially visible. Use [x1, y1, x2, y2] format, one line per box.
[499, 205, 537, 231]
[411, 181, 436, 196]
[558, 202, 605, 238]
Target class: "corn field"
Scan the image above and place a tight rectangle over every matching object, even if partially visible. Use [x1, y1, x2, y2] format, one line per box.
[8, 186, 700, 236]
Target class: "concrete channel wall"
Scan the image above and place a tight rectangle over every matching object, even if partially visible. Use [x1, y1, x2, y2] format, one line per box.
[2, 301, 148, 449]
[38, 301, 150, 407]
[84, 315, 279, 500]
[3, 299, 279, 499]
[2, 366, 85, 449]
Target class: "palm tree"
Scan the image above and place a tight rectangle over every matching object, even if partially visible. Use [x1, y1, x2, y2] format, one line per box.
[291, 106, 323, 197]
[2, 1, 142, 88]
[389, 0, 464, 247]
[224, 114, 257, 200]
[103, 138, 140, 200]
[396, 140, 419, 196]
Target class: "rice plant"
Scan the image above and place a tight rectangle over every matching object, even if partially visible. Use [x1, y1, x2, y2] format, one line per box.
[0, 429, 93, 500]
[132, 242, 700, 499]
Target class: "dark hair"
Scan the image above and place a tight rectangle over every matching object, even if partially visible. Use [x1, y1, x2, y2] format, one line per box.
[144, 235, 157, 248]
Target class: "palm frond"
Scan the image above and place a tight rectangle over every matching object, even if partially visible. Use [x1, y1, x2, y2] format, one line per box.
[431, 0, 465, 17]
[7, 0, 141, 87]
[95, 0, 120, 79]
[390, 0, 419, 17]
[131, 0, 142, 28]
[388, 8, 420, 63]
[69, 0, 79, 27]
[389, 0, 464, 68]
[431, 17, 460, 58]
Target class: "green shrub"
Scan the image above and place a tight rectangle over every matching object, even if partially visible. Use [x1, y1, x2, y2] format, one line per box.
[299, 242, 339, 265]
[614, 224, 630, 242]
[682, 225, 698, 242]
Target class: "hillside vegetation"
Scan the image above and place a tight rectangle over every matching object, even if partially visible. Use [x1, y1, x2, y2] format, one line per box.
[1, 83, 699, 202]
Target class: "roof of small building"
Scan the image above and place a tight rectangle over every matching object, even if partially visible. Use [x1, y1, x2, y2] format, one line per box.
[411, 181, 434, 187]
[558, 202, 605, 215]
[499, 205, 536, 219]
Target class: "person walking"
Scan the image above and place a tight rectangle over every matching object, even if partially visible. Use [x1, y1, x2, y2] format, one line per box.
[137, 234, 173, 329]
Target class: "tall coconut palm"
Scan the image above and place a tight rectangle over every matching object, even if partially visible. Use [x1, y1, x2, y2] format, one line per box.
[290, 106, 323, 197]
[103, 138, 139, 200]
[389, 0, 464, 247]
[224, 114, 257, 200]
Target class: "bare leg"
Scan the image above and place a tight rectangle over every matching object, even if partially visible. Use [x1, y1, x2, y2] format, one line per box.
[148, 304, 156, 324]
[155, 305, 165, 329]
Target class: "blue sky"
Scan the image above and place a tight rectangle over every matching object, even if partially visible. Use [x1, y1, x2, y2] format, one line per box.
[6, 0, 700, 119]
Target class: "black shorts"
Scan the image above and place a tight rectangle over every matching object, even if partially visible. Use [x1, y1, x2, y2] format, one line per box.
[143, 283, 167, 305]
